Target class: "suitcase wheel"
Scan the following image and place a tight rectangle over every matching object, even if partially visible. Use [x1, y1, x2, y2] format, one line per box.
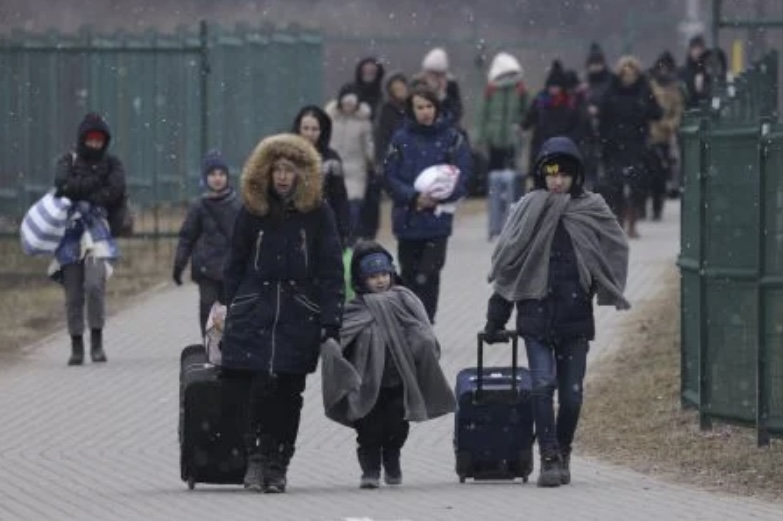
[522, 476, 529, 484]
[455, 451, 472, 482]
[187, 476, 196, 490]
[459, 475, 466, 484]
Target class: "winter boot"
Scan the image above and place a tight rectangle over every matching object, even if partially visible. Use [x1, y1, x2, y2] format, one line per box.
[263, 442, 294, 493]
[381, 447, 402, 486]
[90, 328, 107, 363]
[243, 436, 264, 492]
[68, 335, 84, 366]
[537, 452, 563, 488]
[357, 447, 381, 489]
[560, 447, 572, 485]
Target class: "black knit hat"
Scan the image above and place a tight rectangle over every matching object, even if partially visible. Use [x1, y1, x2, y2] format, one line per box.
[545, 60, 568, 88]
[586, 43, 606, 66]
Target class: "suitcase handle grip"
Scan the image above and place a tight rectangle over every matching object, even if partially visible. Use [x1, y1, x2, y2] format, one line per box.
[476, 331, 519, 399]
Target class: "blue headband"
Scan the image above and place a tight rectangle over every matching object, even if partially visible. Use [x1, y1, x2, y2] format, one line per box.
[359, 253, 395, 278]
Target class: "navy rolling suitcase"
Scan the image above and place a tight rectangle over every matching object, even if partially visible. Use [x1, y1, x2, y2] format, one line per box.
[179, 344, 247, 489]
[453, 332, 534, 483]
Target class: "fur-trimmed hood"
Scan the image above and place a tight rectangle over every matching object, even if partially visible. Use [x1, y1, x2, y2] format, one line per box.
[240, 133, 323, 217]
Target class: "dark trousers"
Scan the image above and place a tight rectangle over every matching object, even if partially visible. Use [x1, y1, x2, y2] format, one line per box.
[221, 370, 306, 452]
[649, 143, 671, 219]
[359, 173, 382, 240]
[524, 336, 589, 456]
[354, 386, 409, 453]
[198, 279, 224, 337]
[397, 238, 448, 323]
[62, 258, 107, 336]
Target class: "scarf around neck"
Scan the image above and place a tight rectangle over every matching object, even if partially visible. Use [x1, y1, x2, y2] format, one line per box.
[488, 190, 630, 310]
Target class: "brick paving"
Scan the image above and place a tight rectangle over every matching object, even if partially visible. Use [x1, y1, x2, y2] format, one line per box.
[0, 201, 780, 521]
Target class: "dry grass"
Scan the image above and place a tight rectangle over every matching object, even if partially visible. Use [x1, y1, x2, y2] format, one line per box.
[577, 265, 783, 503]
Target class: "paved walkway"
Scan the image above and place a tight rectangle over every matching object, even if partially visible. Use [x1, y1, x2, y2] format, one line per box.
[1, 202, 780, 521]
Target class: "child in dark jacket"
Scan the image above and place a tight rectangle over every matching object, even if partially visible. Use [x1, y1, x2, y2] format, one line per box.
[484, 136, 629, 488]
[172, 151, 242, 336]
[322, 241, 455, 489]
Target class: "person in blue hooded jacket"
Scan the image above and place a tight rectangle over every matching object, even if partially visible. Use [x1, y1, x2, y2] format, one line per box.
[383, 85, 472, 323]
[484, 136, 629, 488]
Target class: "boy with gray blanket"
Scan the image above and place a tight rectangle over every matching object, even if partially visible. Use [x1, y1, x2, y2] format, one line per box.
[483, 136, 629, 488]
[321, 241, 455, 489]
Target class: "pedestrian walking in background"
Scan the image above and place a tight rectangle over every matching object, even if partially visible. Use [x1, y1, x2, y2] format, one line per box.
[221, 134, 344, 493]
[523, 60, 583, 176]
[598, 56, 663, 238]
[583, 43, 614, 189]
[648, 51, 685, 221]
[53, 112, 127, 366]
[172, 150, 241, 336]
[326, 84, 375, 244]
[383, 85, 472, 323]
[477, 51, 528, 240]
[353, 56, 385, 120]
[420, 47, 464, 128]
[681, 35, 713, 110]
[375, 72, 409, 165]
[484, 136, 629, 488]
[292, 105, 350, 247]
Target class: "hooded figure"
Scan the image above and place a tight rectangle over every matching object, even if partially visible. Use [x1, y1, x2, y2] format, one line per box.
[172, 150, 242, 334]
[291, 105, 350, 247]
[354, 56, 386, 120]
[53, 112, 127, 367]
[479, 52, 527, 154]
[321, 240, 456, 488]
[326, 84, 375, 239]
[484, 135, 629, 488]
[374, 72, 409, 167]
[221, 133, 344, 493]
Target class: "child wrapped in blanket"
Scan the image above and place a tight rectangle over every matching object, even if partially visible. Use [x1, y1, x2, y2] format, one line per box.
[320, 241, 456, 489]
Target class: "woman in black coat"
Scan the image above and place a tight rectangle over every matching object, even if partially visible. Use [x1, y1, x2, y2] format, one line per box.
[291, 105, 350, 248]
[222, 134, 345, 493]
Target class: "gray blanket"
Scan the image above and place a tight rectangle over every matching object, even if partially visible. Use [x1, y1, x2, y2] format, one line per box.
[321, 286, 456, 427]
[489, 190, 630, 310]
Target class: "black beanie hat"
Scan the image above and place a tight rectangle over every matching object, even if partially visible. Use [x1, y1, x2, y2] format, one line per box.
[586, 42, 606, 66]
[545, 60, 568, 88]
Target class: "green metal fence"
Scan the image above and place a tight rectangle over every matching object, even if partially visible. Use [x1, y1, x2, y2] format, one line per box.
[0, 21, 323, 233]
[679, 50, 782, 445]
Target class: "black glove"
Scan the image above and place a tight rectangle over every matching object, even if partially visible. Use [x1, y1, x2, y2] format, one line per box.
[321, 325, 341, 344]
[172, 266, 184, 286]
[483, 321, 508, 344]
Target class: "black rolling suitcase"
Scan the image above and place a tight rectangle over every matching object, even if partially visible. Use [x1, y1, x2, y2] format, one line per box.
[453, 332, 534, 483]
[179, 344, 247, 490]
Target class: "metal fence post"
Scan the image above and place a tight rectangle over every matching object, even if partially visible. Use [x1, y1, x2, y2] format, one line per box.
[697, 114, 713, 432]
[199, 20, 210, 163]
[757, 119, 773, 447]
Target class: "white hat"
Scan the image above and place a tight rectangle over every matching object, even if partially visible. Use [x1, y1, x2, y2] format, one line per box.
[422, 47, 449, 73]
[488, 52, 523, 82]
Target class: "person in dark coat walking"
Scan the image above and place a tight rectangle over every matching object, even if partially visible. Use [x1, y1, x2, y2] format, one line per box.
[54, 112, 126, 366]
[353, 57, 386, 241]
[291, 105, 350, 248]
[374, 72, 409, 167]
[522, 60, 583, 175]
[172, 150, 242, 336]
[484, 136, 629, 488]
[221, 134, 344, 494]
[599, 56, 663, 238]
[421, 47, 465, 128]
[383, 85, 472, 323]
[681, 35, 712, 110]
[583, 43, 613, 189]
[354, 56, 386, 120]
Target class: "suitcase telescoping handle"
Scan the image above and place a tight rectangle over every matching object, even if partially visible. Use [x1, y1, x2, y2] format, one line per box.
[476, 331, 519, 396]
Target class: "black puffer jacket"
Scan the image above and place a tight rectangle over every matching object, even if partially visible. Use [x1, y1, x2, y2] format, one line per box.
[54, 113, 126, 211]
[291, 105, 350, 247]
[222, 134, 345, 374]
[174, 189, 241, 283]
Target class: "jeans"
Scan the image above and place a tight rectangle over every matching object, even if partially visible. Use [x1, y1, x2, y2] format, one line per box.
[487, 169, 516, 238]
[348, 199, 364, 245]
[524, 336, 589, 456]
[397, 238, 448, 323]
